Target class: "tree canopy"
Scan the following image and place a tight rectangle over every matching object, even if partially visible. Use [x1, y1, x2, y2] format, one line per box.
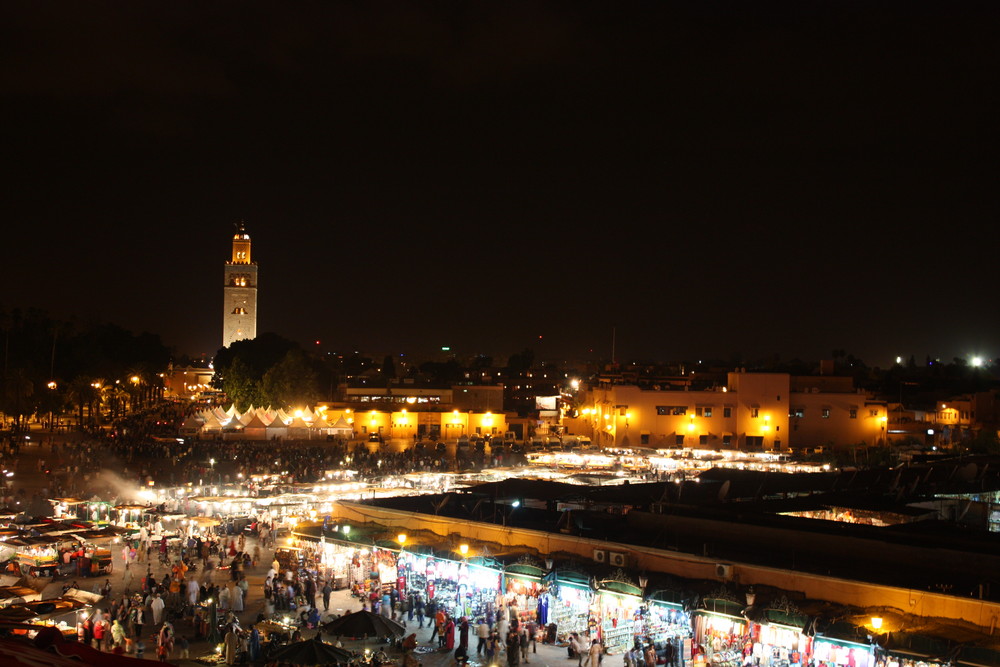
[211, 333, 326, 411]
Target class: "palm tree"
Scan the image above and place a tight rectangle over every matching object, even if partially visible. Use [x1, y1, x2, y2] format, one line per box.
[69, 377, 102, 427]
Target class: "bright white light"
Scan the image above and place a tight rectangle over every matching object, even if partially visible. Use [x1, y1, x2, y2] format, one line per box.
[971, 356, 983, 367]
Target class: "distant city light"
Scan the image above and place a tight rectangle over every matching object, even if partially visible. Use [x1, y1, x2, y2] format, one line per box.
[971, 356, 983, 367]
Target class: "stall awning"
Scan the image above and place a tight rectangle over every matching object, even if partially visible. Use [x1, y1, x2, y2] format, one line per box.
[596, 578, 643, 598]
[505, 563, 545, 581]
[551, 569, 592, 591]
[698, 598, 746, 619]
[645, 589, 685, 609]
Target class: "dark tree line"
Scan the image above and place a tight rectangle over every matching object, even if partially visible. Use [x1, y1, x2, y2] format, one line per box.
[0, 306, 171, 427]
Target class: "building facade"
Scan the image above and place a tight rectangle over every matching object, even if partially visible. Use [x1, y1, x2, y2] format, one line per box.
[572, 370, 888, 451]
[222, 223, 258, 349]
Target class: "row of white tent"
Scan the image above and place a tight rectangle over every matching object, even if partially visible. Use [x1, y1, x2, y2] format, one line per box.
[179, 404, 354, 440]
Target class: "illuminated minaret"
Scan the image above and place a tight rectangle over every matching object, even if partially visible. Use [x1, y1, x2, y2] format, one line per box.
[222, 222, 258, 348]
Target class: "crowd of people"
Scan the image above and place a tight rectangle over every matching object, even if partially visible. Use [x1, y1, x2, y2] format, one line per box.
[31, 402, 530, 503]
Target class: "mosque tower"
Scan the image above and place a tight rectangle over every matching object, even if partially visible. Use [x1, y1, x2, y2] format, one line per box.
[222, 222, 258, 348]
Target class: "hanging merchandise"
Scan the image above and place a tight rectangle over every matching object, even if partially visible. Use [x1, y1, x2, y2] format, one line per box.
[595, 590, 643, 654]
[692, 611, 749, 667]
[810, 638, 874, 667]
[547, 583, 592, 642]
[636, 601, 692, 646]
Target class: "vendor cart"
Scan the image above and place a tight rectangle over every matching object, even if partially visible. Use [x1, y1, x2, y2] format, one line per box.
[15, 552, 61, 578]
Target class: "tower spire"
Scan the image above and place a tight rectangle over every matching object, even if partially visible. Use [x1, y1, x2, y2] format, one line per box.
[222, 223, 258, 348]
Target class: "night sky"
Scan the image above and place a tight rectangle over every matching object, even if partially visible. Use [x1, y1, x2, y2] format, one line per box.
[3, 2, 998, 365]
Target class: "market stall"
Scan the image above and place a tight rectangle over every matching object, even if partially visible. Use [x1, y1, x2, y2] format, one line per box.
[545, 568, 593, 642]
[3, 535, 70, 578]
[692, 595, 750, 667]
[593, 575, 645, 654]
[503, 558, 547, 630]
[639, 590, 693, 663]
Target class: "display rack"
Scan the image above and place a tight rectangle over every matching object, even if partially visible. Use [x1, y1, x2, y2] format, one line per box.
[601, 618, 636, 654]
[548, 594, 589, 640]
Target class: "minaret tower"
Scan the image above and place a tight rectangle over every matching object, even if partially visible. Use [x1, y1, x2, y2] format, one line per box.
[222, 222, 258, 348]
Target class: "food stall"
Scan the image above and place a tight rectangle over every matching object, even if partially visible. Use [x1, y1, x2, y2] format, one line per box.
[5, 535, 67, 577]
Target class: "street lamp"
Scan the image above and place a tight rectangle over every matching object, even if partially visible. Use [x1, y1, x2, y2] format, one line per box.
[397, 533, 407, 549]
[459, 543, 469, 558]
[47, 382, 57, 431]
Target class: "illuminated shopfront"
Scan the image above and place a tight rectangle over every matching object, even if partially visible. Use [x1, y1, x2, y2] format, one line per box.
[638, 592, 693, 660]
[545, 568, 594, 642]
[692, 598, 750, 667]
[594, 581, 645, 654]
[810, 636, 873, 667]
[504, 560, 548, 628]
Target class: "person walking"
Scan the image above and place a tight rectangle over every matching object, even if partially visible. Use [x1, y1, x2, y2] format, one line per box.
[486, 629, 499, 663]
[526, 618, 538, 655]
[231, 582, 244, 613]
[322, 579, 332, 612]
[415, 594, 425, 628]
[150, 593, 165, 626]
[584, 638, 603, 667]
[569, 632, 584, 667]
[122, 563, 134, 594]
[459, 616, 470, 652]
[476, 618, 490, 655]
[431, 606, 444, 645]
[506, 629, 521, 667]
[444, 615, 456, 651]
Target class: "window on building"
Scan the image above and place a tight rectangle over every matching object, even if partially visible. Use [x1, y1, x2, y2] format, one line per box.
[791, 408, 804, 418]
[656, 406, 689, 416]
[699, 435, 708, 445]
[870, 409, 879, 417]
[675, 435, 685, 446]
[722, 435, 732, 446]
[822, 408, 830, 418]
[696, 407, 713, 418]
[750, 408, 759, 418]
[849, 408, 857, 419]
[723, 407, 732, 418]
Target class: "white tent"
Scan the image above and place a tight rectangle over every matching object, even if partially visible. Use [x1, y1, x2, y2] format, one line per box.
[328, 416, 354, 438]
[200, 411, 226, 434]
[286, 415, 315, 440]
[179, 414, 204, 436]
[241, 412, 270, 440]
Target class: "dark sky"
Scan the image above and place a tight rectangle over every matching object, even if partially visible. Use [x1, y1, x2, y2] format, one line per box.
[3, 2, 998, 366]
